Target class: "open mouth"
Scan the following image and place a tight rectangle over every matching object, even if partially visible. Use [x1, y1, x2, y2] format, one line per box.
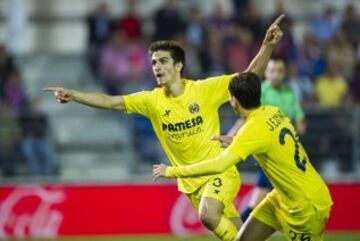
[156, 73, 163, 78]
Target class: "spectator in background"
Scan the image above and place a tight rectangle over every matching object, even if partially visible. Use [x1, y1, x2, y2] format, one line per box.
[0, 45, 15, 100]
[118, 0, 142, 41]
[288, 63, 314, 105]
[341, 3, 360, 48]
[315, 60, 349, 108]
[202, 29, 227, 75]
[315, 62, 353, 172]
[19, 98, 57, 176]
[132, 115, 163, 171]
[273, 16, 297, 63]
[312, 6, 339, 44]
[100, 30, 148, 95]
[326, 30, 356, 79]
[226, 25, 252, 73]
[298, 33, 325, 80]
[233, 3, 265, 45]
[186, 6, 207, 49]
[272, 0, 287, 18]
[350, 62, 360, 104]
[152, 0, 185, 40]
[4, 70, 28, 114]
[266, 1, 297, 63]
[86, 2, 113, 77]
[207, 0, 233, 38]
[0, 104, 21, 177]
[232, 0, 249, 16]
[185, 6, 208, 78]
[100, 30, 130, 95]
[174, 32, 202, 79]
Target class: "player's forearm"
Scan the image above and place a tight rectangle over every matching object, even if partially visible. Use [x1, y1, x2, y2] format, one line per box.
[245, 42, 274, 78]
[227, 119, 244, 136]
[165, 152, 237, 178]
[166, 158, 224, 178]
[71, 90, 124, 111]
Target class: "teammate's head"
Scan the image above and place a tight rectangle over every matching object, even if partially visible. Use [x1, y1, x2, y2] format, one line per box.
[265, 57, 287, 87]
[229, 72, 261, 115]
[149, 40, 185, 86]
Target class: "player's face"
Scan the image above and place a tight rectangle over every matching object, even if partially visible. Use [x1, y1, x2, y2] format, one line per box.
[265, 60, 286, 87]
[151, 50, 181, 86]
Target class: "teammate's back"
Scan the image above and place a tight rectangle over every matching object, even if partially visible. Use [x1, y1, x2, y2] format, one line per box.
[236, 105, 332, 212]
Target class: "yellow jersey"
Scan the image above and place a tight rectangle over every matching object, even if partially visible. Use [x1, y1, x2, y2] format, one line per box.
[124, 74, 239, 193]
[166, 105, 333, 212]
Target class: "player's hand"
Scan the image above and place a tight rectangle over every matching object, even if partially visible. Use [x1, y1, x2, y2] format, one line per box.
[43, 87, 73, 103]
[263, 14, 285, 46]
[152, 163, 169, 181]
[295, 119, 306, 136]
[212, 135, 233, 148]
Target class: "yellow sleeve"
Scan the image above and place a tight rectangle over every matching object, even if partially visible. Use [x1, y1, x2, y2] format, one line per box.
[123, 91, 153, 117]
[197, 73, 238, 107]
[165, 149, 241, 178]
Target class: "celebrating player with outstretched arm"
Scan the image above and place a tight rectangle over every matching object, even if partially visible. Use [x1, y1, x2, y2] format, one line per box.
[153, 72, 332, 241]
[44, 15, 285, 241]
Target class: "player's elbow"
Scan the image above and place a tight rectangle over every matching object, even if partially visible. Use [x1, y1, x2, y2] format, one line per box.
[109, 95, 125, 111]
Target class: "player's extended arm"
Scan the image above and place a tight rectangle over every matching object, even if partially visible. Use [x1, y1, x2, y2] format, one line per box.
[244, 14, 285, 78]
[164, 150, 240, 178]
[43, 87, 125, 111]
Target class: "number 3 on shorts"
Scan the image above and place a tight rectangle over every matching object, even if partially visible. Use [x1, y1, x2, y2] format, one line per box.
[212, 177, 223, 187]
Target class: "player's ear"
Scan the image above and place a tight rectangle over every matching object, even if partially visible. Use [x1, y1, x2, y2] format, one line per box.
[231, 95, 241, 108]
[175, 62, 183, 73]
[230, 95, 236, 105]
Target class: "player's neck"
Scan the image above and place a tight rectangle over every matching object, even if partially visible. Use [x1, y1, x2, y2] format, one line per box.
[164, 76, 185, 97]
[242, 107, 260, 120]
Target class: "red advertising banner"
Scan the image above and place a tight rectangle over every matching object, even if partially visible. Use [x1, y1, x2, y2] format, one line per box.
[0, 183, 359, 239]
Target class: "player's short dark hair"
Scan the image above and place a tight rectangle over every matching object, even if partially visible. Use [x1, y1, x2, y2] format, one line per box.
[149, 40, 185, 74]
[229, 72, 261, 109]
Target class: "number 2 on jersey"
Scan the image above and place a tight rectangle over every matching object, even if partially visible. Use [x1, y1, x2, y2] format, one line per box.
[279, 127, 307, 172]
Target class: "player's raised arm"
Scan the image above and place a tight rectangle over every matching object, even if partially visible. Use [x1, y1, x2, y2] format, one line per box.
[43, 87, 125, 111]
[152, 150, 240, 181]
[245, 14, 285, 78]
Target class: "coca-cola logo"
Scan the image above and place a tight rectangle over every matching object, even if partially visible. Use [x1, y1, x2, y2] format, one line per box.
[170, 190, 252, 235]
[170, 195, 204, 235]
[0, 185, 65, 239]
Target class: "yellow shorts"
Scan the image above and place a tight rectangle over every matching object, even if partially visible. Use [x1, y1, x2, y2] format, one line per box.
[186, 167, 241, 218]
[252, 190, 331, 241]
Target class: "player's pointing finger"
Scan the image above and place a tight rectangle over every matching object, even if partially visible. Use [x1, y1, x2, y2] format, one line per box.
[43, 87, 60, 92]
[271, 14, 285, 27]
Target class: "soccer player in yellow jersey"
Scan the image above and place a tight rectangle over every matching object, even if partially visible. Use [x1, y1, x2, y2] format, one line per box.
[44, 16, 284, 241]
[153, 72, 333, 241]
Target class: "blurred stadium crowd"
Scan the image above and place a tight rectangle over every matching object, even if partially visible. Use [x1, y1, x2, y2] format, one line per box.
[0, 0, 359, 179]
